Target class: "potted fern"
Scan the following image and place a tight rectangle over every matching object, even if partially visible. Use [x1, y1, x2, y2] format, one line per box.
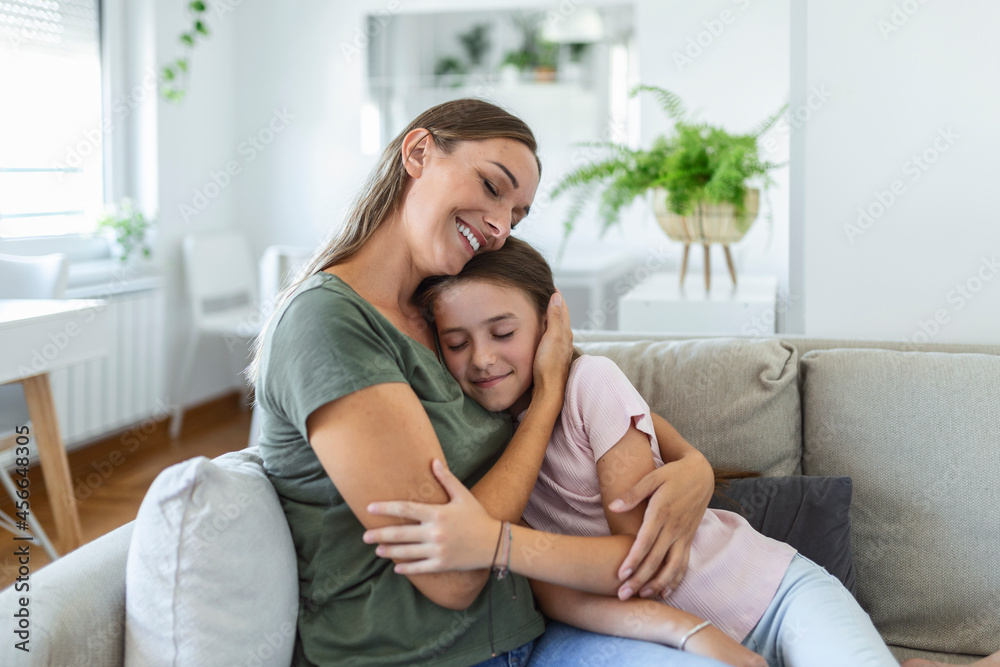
[552, 85, 786, 288]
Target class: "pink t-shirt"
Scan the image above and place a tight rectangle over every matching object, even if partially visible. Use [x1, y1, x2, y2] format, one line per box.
[521, 355, 797, 642]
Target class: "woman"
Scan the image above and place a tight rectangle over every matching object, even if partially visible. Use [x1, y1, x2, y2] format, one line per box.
[249, 98, 719, 666]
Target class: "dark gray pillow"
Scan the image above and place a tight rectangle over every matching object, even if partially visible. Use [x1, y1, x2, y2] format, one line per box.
[708, 476, 856, 595]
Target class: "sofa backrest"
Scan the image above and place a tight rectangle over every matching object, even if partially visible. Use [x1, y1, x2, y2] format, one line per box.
[578, 331, 1000, 658]
[576, 337, 802, 476]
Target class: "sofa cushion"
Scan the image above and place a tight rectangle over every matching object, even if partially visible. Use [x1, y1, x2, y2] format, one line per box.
[800, 348, 1000, 656]
[710, 476, 856, 594]
[125, 449, 298, 666]
[576, 338, 801, 476]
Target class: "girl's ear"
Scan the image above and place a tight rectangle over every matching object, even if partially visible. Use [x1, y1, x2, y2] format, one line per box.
[401, 128, 432, 178]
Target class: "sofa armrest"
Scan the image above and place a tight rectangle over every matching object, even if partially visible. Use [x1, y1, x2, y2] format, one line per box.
[0, 521, 134, 666]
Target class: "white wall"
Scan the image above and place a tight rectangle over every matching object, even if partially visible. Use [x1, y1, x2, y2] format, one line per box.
[150, 0, 242, 408]
[224, 0, 791, 318]
[793, 1, 1000, 344]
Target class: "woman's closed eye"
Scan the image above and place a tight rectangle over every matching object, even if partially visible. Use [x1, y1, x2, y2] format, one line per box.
[494, 331, 515, 340]
[483, 179, 498, 198]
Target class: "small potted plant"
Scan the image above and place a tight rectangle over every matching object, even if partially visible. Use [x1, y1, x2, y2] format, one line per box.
[552, 85, 786, 287]
[97, 198, 154, 263]
[434, 55, 467, 88]
[458, 23, 492, 74]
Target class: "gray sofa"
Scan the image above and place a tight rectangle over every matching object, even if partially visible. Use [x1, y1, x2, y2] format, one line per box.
[2, 333, 998, 665]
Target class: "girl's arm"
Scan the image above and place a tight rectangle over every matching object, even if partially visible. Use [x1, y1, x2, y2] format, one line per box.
[610, 412, 715, 599]
[365, 428, 764, 667]
[363, 425, 654, 595]
[305, 292, 571, 611]
[529, 581, 766, 667]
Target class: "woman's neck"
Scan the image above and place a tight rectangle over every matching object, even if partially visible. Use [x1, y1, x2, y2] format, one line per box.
[326, 219, 423, 316]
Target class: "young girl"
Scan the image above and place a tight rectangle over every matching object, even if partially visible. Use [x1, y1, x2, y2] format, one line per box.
[364, 237, 1000, 667]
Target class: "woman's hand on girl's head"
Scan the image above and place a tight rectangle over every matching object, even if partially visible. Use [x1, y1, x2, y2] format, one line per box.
[364, 459, 501, 575]
[531, 289, 573, 407]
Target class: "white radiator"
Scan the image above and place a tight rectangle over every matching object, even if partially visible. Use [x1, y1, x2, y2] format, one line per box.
[51, 283, 167, 449]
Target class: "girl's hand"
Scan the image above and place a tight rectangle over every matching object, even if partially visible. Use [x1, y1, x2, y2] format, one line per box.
[683, 623, 768, 667]
[610, 458, 711, 600]
[531, 290, 573, 404]
[364, 459, 501, 574]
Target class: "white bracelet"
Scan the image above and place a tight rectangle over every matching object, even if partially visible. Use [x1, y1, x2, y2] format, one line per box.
[678, 620, 712, 651]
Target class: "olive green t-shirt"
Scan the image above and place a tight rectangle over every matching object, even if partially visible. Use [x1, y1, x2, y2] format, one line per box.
[256, 272, 544, 666]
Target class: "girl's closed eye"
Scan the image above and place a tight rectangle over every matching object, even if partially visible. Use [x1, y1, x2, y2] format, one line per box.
[483, 179, 499, 197]
[494, 330, 515, 340]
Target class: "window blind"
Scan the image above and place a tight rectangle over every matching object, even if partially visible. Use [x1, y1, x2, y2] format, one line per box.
[0, 0, 103, 238]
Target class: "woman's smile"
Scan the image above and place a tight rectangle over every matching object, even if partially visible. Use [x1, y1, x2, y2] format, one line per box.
[456, 218, 484, 253]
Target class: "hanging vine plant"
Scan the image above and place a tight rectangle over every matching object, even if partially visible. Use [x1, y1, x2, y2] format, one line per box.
[160, 1, 211, 103]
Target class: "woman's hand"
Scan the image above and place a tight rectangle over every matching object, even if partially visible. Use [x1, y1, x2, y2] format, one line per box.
[684, 624, 767, 667]
[531, 290, 573, 405]
[364, 459, 501, 575]
[609, 454, 713, 600]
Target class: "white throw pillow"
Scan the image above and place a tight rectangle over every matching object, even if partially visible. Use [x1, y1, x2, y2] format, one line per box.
[125, 451, 298, 666]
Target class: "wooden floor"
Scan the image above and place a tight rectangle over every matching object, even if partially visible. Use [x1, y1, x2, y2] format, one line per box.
[0, 393, 251, 591]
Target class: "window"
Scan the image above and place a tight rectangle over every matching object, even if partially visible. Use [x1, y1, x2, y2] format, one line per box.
[0, 0, 103, 238]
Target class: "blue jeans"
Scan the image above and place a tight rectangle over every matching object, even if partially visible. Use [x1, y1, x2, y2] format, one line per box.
[742, 554, 898, 666]
[471, 638, 536, 667]
[527, 622, 728, 666]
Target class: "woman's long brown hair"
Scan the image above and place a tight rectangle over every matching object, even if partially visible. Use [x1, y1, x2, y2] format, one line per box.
[247, 99, 540, 385]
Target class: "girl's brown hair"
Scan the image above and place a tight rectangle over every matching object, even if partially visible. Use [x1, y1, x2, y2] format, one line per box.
[418, 236, 757, 495]
[248, 98, 540, 385]
[417, 236, 556, 323]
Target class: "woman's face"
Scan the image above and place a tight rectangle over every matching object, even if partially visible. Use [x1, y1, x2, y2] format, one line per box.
[433, 280, 544, 416]
[400, 135, 539, 277]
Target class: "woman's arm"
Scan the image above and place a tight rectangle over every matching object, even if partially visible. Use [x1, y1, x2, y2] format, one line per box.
[365, 430, 764, 667]
[610, 412, 715, 599]
[362, 426, 665, 596]
[307, 384, 488, 610]
[305, 292, 572, 610]
[466, 291, 573, 521]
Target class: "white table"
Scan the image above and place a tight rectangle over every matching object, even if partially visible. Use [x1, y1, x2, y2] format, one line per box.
[1, 299, 108, 553]
[619, 273, 778, 335]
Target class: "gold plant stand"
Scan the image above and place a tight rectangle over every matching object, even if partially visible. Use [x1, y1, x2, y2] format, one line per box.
[652, 188, 760, 291]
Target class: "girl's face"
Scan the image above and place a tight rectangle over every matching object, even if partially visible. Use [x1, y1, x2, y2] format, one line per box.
[433, 280, 544, 415]
[401, 135, 539, 277]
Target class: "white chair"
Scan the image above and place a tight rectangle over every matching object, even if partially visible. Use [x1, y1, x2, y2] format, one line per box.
[169, 232, 262, 439]
[0, 252, 69, 560]
[259, 244, 313, 308]
[247, 245, 312, 451]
